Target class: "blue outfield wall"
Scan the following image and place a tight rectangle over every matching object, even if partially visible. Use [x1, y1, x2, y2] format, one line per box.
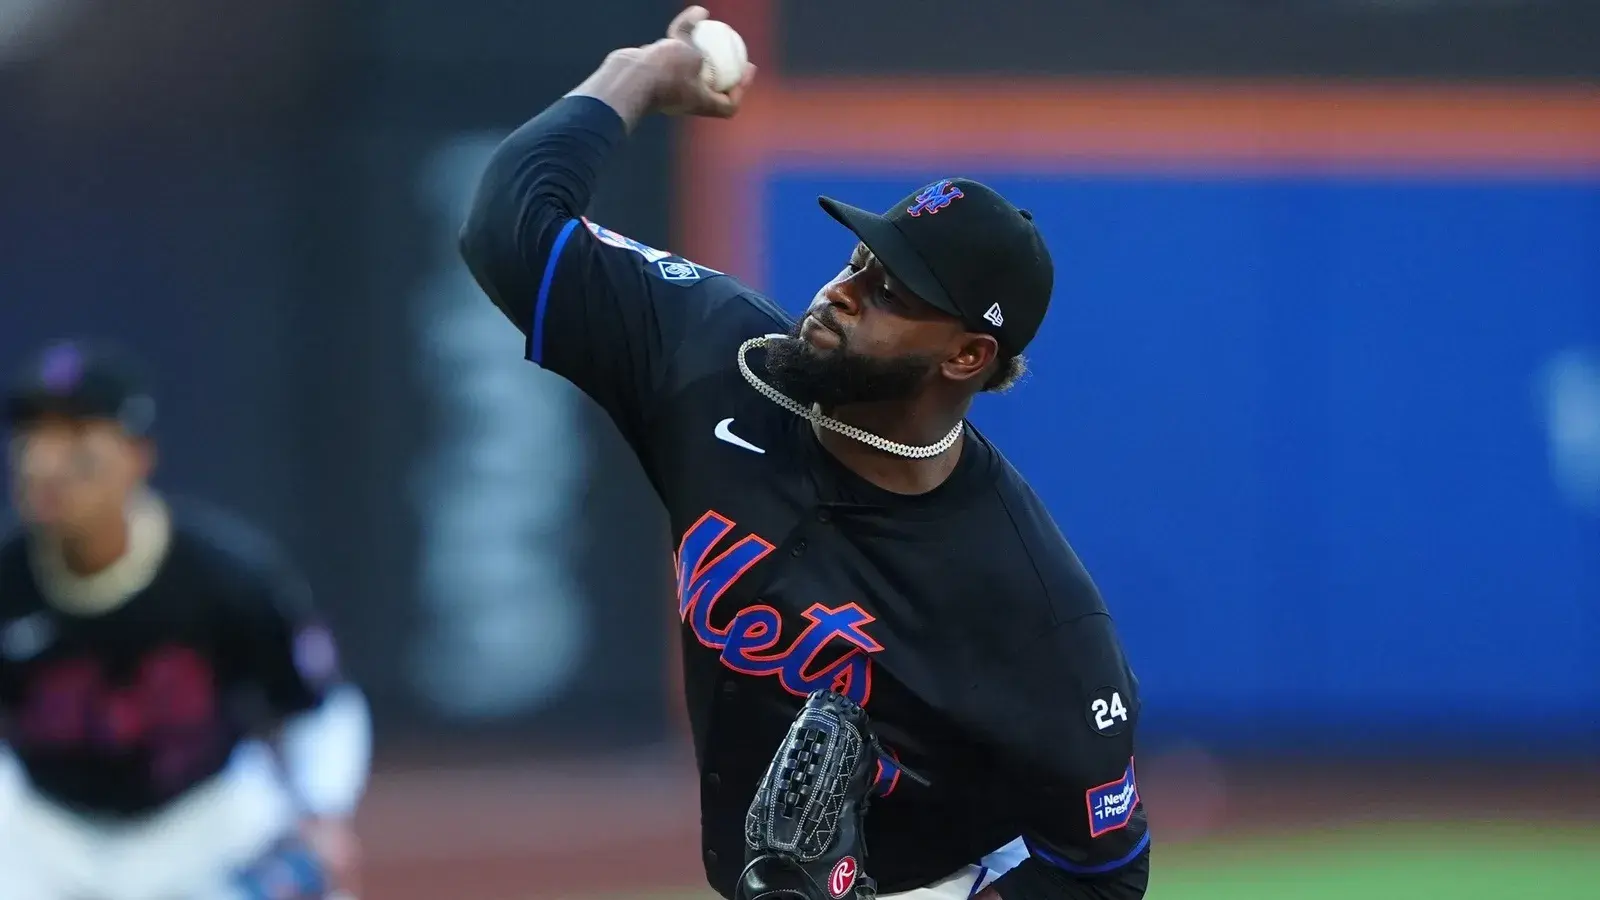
[763, 171, 1600, 754]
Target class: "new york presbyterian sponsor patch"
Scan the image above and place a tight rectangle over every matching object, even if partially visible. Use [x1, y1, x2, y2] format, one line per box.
[1085, 758, 1139, 838]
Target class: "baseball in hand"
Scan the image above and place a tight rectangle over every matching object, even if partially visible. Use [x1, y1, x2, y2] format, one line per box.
[690, 19, 748, 93]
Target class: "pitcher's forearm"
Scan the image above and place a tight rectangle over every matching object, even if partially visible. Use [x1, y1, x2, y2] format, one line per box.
[566, 51, 662, 134]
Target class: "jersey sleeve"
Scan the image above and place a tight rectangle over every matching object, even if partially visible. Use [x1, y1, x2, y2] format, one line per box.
[458, 94, 718, 452]
[229, 554, 341, 720]
[982, 612, 1151, 900]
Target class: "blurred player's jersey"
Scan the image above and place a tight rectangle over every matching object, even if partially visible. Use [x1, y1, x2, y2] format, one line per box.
[0, 494, 338, 816]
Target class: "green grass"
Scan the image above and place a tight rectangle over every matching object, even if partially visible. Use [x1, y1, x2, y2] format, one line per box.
[594, 822, 1600, 900]
[1150, 822, 1598, 899]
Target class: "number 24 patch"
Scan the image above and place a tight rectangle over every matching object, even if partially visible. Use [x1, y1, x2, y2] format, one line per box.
[1085, 686, 1130, 736]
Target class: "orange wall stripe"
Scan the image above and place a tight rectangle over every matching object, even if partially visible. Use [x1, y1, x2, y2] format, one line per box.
[678, 79, 1600, 288]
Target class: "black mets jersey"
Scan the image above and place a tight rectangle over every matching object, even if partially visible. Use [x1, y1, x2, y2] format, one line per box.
[460, 96, 1149, 900]
[0, 499, 338, 816]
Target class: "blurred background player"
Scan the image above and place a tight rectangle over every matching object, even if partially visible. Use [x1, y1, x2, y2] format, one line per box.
[0, 340, 372, 900]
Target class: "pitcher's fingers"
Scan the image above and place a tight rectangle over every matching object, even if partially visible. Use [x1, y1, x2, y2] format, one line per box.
[698, 86, 739, 118]
[668, 5, 710, 41]
[722, 64, 758, 108]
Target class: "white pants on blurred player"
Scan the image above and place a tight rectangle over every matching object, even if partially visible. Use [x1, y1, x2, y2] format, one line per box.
[879, 838, 1029, 900]
[0, 740, 300, 900]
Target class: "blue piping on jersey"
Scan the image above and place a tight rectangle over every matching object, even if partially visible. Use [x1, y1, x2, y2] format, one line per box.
[1023, 830, 1150, 876]
[529, 218, 580, 365]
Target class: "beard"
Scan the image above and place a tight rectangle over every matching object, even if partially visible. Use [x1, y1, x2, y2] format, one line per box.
[762, 311, 936, 409]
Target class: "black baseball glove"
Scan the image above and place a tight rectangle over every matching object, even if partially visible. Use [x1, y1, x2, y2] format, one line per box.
[738, 689, 884, 900]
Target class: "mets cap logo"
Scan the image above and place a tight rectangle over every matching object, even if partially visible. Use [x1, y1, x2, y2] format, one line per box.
[39, 343, 84, 393]
[906, 179, 964, 217]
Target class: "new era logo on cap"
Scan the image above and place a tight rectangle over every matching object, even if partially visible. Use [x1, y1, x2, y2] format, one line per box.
[818, 178, 1054, 356]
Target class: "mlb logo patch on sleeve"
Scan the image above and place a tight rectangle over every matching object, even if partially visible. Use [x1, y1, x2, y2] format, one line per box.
[1085, 758, 1139, 838]
[583, 218, 672, 263]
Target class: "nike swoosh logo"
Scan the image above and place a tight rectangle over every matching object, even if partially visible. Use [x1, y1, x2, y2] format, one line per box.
[714, 418, 765, 454]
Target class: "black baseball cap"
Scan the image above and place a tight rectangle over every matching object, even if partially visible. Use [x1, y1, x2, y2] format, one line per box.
[818, 178, 1054, 356]
[4, 340, 157, 436]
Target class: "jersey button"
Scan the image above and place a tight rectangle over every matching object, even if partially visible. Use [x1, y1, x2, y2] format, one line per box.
[722, 680, 739, 696]
[706, 849, 719, 864]
[816, 509, 831, 523]
[791, 540, 807, 557]
[706, 772, 721, 788]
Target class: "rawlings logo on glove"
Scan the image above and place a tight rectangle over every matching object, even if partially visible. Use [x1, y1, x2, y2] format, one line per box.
[738, 689, 905, 900]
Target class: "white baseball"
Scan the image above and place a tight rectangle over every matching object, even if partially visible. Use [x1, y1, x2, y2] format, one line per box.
[690, 19, 748, 94]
